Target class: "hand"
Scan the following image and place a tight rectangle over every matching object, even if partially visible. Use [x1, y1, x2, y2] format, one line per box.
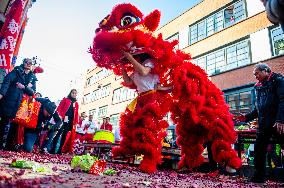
[16, 82, 25, 89]
[27, 83, 33, 88]
[155, 84, 173, 91]
[121, 50, 133, 60]
[273, 122, 284, 134]
[0, 94, 3, 100]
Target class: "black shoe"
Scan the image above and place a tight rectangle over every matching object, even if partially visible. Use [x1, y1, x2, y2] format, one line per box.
[195, 163, 218, 173]
[14, 144, 23, 151]
[248, 176, 265, 183]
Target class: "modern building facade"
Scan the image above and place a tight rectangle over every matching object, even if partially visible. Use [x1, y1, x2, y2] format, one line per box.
[158, 0, 284, 116]
[80, 0, 284, 132]
[80, 67, 137, 131]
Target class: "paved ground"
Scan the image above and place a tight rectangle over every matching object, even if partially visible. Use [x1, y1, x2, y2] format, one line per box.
[0, 151, 283, 188]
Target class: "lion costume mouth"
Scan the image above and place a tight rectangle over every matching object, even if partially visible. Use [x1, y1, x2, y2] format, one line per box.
[89, 3, 187, 82]
[89, 3, 163, 74]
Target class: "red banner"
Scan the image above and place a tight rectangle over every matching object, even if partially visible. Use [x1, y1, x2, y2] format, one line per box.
[0, 0, 28, 69]
[12, 15, 27, 66]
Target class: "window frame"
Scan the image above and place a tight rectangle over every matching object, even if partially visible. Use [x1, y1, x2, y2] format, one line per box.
[110, 113, 120, 130]
[98, 105, 108, 118]
[269, 25, 284, 56]
[112, 87, 137, 104]
[223, 84, 255, 117]
[188, 0, 246, 45]
[193, 39, 251, 76]
[166, 32, 179, 49]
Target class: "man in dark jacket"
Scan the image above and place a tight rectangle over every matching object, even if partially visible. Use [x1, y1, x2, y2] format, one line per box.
[0, 58, 37, 149]
[238, 63, 284, 183]
[23, 98, 62, 153]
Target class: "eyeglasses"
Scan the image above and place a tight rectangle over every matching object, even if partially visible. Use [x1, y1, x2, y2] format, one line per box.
[25, 61, 33, 65]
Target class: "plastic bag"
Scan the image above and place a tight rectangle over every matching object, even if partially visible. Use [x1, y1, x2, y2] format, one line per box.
[13, 95, 41, 128]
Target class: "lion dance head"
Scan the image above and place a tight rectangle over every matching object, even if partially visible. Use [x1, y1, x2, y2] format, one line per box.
[89, 3, 191, 86]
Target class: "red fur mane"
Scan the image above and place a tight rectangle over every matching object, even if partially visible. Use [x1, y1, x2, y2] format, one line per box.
[90, 3, 241, 173]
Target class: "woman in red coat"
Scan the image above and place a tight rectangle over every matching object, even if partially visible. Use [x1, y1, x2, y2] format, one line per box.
[52, 89, 79, 154]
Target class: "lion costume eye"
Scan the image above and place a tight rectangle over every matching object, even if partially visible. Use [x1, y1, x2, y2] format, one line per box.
[120, 15, 140, 27]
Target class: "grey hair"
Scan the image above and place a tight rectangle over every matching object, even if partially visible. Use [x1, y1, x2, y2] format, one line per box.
[254, 63, 271, 73]
[22, 58, 32, 64]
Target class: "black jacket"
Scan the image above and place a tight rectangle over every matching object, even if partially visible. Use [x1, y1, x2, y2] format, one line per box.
[25, 98, 62, 134]
[0, 65, 37, 119]
[246, 73, 284, 132]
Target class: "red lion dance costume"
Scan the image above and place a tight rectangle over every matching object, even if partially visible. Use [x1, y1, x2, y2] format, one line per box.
[90, 4, 242, 173]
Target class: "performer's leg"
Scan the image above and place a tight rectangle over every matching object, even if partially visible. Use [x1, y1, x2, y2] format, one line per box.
[175, 121, 206, 169]
[200, 109, 241, 170]
[0, 117, 10, 149]
[5, 122, 18, 150]
[112, 92, 170, 173]
[23, 130, 38, 152]
[206, 142, 218, 171]
[252, 131, 271, 181]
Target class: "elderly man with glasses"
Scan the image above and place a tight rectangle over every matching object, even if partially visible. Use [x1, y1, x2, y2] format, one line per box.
[0, 58, 37, 150]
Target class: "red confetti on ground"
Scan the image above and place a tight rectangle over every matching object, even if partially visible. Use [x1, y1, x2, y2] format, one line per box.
[0, 150, 283, 188]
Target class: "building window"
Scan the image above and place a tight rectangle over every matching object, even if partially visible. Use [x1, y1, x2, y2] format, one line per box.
[206, 15, 215, 36]
[193, 57, 206, 71]
[101, 84, 111, 98]
[233, 1, 246, 21]
[207, 50, 225, 75]
[270, 26, 284, 56]
[110, 113, 120, 130]
[225, 89, 254, 116]
[98, 105, 108, 118]
[96, 69, 112, 81]
[85, 76, 92, 87]
[189, 25, 198, 44]
[197, 20, 206, 41]
[83, 93, 91, 104]
[166, 32, 179, 49]
[89, 109, 96, 116]
[112, 87, 137, 104]
[115, 75, 122, 80]
[215, 11, 224, 32]
[86, 68, 112, 87]
[90, 84, 111, 102]
[189, 0, 246, 45]
[193, 39, 250, 75]
[224, 1, 245, 27]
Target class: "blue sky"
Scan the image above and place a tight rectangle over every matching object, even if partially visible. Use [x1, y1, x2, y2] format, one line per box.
[18, 0, 201, 101]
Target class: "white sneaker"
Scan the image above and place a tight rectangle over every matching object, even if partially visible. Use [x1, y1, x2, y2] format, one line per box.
[225, 166, 236, 173]
[42, 148, 49, 154]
